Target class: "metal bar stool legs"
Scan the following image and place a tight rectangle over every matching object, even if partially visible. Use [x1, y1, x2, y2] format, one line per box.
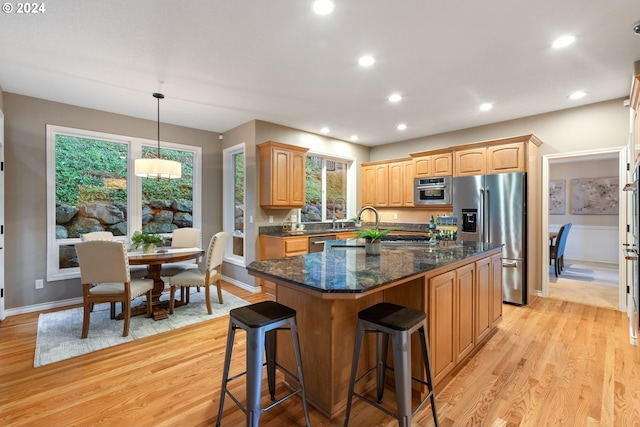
[344, 302, 439, 427]
[216, 301, 311, 427]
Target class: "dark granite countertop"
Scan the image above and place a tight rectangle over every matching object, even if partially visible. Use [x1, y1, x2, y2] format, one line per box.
[247, 239, 503, 294]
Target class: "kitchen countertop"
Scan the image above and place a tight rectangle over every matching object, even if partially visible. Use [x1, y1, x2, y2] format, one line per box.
[246, 239, 503, 294]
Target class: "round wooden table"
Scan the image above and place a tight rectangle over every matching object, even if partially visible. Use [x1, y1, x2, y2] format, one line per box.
[128, 248, 204, 320]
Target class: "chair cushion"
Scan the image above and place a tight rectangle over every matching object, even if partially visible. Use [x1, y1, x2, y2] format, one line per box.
[89, 279, 154, 298]
[160, 262, 199, 277]
[169, 268, 217, 287]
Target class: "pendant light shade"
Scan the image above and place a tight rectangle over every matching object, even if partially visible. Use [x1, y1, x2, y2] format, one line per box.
[134, 93, 182, 179]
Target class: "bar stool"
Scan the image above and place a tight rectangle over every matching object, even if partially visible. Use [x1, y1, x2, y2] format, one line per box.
[216, 301, 311, 427]
[344, 302, 439, 427]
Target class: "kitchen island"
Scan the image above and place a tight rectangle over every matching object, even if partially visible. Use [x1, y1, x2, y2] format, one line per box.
[247, 239, 503, 419]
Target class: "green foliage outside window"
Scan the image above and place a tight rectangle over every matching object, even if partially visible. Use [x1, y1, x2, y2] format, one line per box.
[56, 136, 128, 205]
[234, 152, 244, 205]
[55, 135, 194, 206]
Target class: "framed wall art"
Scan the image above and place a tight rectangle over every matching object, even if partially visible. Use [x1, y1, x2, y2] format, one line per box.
[571, 176, 619, 215]
[549, 179, 565, 215]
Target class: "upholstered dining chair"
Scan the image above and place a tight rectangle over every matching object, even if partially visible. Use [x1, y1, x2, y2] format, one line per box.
[168, 231, 228, 314]
[160, 227, 201, 277]
[80, 231, 114, 241]
[551, 223, 572, 277]
[80, 231, 148, 279]
[75, 240, 154, 338]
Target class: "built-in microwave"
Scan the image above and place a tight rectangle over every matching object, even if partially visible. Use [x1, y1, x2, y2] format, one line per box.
[414, 176, 452, 205]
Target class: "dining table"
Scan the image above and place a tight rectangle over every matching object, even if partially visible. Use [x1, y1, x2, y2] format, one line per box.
[127, 247, 204, 320]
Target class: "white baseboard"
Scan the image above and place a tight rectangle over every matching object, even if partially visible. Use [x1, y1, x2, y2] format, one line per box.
[3, 278, 259, 319]
[5, 297, 84, 317]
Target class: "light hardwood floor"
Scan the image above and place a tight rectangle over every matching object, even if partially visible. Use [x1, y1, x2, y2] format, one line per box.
[1, 283, 639, 426]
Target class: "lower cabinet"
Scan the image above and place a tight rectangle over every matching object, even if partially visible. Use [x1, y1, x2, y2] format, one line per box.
[476, 253, 503, 343]
[429, 253, 501, 385]
[429, 263, 475, 384]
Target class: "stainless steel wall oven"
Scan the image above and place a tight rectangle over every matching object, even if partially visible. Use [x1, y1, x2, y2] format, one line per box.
[413, 176, 452, 206]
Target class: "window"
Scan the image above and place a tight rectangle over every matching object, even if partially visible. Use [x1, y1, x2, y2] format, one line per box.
[46, 125, 201, 281]
[223, 144, 245, 265]
[303, 153, 353, 223]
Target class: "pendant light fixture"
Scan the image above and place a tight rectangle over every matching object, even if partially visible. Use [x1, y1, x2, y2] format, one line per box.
[134, 92, 182, 179]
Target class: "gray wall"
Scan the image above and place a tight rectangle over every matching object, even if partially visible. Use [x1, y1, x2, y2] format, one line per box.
[4, 92, 220, 310]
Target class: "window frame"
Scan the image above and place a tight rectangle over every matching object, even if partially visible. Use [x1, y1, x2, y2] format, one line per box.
[46, 124, 202, 282]
[222, 143, 246, 267]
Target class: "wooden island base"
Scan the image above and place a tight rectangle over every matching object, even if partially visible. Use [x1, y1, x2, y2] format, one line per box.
[262, 247, 504, 419]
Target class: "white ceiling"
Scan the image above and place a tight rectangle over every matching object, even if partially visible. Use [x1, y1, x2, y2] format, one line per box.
[1, 0, 639, 146]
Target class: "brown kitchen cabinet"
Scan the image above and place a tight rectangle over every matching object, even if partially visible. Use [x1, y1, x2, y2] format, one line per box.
[361, 164, 376, 206]
[454, 142, 525, 176]
[258, 141, 309, 208]
[259, 234, 309, 295]
[412, 152, 453, 178]
[429, 262, 475, 384]
[361, 160, 389, 207]
[475, 253, 503, 344]
[388, 159, 414, 207]
[362, 158, 413, 208]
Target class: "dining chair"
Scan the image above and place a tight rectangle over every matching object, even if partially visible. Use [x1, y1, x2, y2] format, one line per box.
[75, 240, 154, 338]
[169, 231, 228, 314]
[160, 227, 201, 277]
[80, 231, 114, 241]
[551, 223, 572, 277]
[80, 231, 148, 279]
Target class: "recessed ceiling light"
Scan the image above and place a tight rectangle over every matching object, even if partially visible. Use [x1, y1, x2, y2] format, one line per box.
[388, 94, 402, 103]
[479, 103, 493, 111]
[569, 91, 586, 100]
[312, 0, 334, 15]
[358, 55, 375, 67]
[397, 123, 407, 130]
[350, 135, 359, 141]
[552, 35, 575, 48]
[320, 127, 330, 133]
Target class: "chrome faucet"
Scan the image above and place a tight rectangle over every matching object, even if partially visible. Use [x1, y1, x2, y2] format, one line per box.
[332, 196, 347, 229]
[357, 205, 380, 230]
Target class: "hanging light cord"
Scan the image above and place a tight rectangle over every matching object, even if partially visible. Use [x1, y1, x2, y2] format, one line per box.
[154, 92, 164, 159]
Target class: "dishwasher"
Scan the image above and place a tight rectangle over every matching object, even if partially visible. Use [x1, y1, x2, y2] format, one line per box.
[308, 235, 336, 253]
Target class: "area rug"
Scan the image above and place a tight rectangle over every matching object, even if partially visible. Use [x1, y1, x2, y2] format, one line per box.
[34, 288, 249, 368]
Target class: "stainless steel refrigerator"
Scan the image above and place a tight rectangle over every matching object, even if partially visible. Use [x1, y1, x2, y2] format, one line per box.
[453, 172, 527, 305]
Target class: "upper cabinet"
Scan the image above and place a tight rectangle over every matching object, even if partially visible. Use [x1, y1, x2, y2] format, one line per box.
[362, 158, 413, 208]
[258, 141, 309, 209]
[454, 142, 525, 176]
[412, 152, 453, 178]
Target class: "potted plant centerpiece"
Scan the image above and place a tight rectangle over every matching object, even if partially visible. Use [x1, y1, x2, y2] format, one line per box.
[131, 230, 165, 254]
[356, 227, 395, 255]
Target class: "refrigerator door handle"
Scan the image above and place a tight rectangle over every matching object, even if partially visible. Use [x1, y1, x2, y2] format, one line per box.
[503, 260, 519, 268]
[485, 188, 490, 244]
[479, 188, 484, 243]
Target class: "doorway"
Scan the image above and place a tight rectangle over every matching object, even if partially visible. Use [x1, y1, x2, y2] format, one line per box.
[541, 146, 627, 312]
